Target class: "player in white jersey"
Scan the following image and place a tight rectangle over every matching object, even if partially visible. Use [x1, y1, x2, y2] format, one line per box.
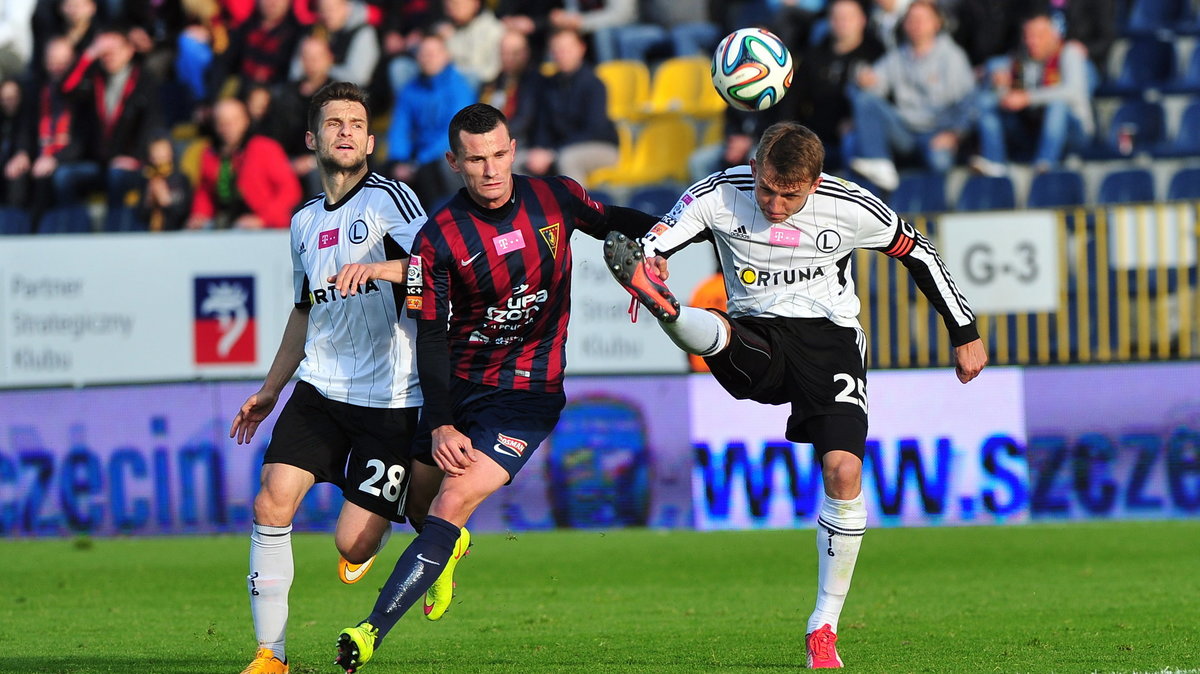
[228, 82, 432, 674]
[604, 122, 988, 669]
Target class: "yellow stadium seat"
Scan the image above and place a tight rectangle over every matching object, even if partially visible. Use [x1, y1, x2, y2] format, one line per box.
[642, 56, 726, 121]
[589, 117, 696, 187]
[595, 60, 651, 123]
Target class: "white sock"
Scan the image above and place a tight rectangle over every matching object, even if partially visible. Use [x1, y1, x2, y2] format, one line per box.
[807, 493, 867, 634]
[661, 306, 728, 356]
[249, 523, 293, 661]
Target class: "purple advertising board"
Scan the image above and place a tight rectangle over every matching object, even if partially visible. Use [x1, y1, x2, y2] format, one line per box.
[0, 376, 695, 537]
[1023, 363, 1200, 520]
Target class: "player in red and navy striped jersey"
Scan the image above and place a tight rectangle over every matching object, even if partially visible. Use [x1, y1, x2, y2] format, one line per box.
[407, 162, 603, 391]
[334, 104, 658, 672]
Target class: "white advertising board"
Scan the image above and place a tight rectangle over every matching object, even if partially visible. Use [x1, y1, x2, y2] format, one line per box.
[937, 211, 1061, 314]
[0, 228, 716, 387]
[0, 231, 293, 387]
[567, 235, 714, 374]
[689, 367, 1029, 529]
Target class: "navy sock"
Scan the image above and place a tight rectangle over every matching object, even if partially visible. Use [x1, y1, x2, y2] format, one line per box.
[365, 515, 459, 641]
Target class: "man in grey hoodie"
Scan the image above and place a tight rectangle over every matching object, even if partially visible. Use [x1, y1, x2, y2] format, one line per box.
[848, 0, 976, 190]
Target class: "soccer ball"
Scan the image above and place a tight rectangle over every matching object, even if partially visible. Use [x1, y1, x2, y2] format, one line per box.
[710, 28, 793, 112]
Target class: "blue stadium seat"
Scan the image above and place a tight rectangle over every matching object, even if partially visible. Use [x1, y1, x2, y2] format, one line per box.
[1152, 100, 1200, 157]
[0, 207, 33, 235]
[1097, 167, 1156, 204]
[37, 205, 93, 234]
[1096, 38, 1177, 96]
[1163, 46, 1200, 93]
[1123, 0, 1187, 35]
[888, 171, 946, 215]
[1087, 99, 1166, 159]
[1167, 166, 1200, 199]
[956, 175, 1016, 211]
[627, 185, 683, 217]
[1028, 169, 1086, 208]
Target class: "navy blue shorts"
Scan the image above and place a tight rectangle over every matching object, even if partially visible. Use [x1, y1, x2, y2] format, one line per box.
[413, 379, 566, 483]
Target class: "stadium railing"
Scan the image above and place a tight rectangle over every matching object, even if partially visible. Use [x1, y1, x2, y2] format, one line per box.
[857, 199, 1200, 368]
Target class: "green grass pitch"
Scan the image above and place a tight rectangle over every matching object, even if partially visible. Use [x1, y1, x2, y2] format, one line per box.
[1, 521, 1197, 673]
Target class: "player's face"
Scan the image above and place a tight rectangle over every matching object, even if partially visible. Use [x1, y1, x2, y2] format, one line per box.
[751, 160, 821, 223]
[307, 100, 374, 172]
[447, 125, 516, 209]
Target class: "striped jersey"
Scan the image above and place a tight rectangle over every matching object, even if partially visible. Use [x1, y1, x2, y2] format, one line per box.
[291, 172, 428, 407]
[642, 166, 977, 344]
[405, 175, 608, 392]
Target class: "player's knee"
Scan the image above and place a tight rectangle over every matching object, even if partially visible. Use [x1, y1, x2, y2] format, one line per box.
[252, 488, 299, 526]
[821, 454, 863, 498]
[335, 532, 378, 564]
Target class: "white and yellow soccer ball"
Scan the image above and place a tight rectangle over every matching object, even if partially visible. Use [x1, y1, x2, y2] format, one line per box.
[710, 27, 794, 112]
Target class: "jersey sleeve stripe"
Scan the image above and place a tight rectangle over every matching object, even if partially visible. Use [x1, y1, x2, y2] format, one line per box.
[295, 194, 324, 216]
[689, 171, 755, 199]
[906, 231, 975, 323]
[366, 175, 424, 222]
[816, 182, 894, 227]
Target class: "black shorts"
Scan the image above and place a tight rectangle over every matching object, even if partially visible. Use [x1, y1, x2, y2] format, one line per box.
[412, 379, 566, 484]
[264, 380, 419, 523]
[703, 313, 868, 458]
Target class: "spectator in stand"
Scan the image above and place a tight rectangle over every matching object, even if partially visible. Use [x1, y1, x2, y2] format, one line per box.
[33, 0, 100, 68]
[790, 0, 885, 171]
[175, 0, 230, 103]
[869, 0, 910, 51]
[971, 9, 1094, 176]
[1044, 0, 1116, 76]
[290, 0, 378, 86]
[495, 0, 558, 60]
[479, 29, 539, 148]
[56, 27, 163, 221]
[119, 0, 187, 81]
[16, 37, 77, 221]
[436, 0, 505, 91]
[950, 0, 1031, 70]
[0, 0, 38, 79]
[207, 0, 302, 100]
[688, 107, 779, 182]
[188, 97, 301, 228]
[525, 28, 618, 185]
[770, 0, 829, 62]
[380, 0, 436, 97]
[848, 0, 975, 190]
[386, 32, 475, 208]
[138, 135, 193, 230]
[1, 78, 34, 208]
[275, 35, 335, 194]
[548, 0, 636, 63]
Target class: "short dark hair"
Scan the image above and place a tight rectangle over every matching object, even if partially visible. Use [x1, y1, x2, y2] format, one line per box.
[448, 103, 510, 155]
[308, 81, 371, 134]
[755, 122, 824, 185]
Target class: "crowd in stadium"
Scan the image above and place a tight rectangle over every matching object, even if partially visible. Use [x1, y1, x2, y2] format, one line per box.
[0, 0, 1195, 234]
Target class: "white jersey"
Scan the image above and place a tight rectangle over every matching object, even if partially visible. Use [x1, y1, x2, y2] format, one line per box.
[290, 172, 428, 408]
[642, 166, 975, 339]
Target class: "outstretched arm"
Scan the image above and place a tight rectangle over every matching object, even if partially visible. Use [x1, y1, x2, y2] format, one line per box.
[230, 305, 309, 444]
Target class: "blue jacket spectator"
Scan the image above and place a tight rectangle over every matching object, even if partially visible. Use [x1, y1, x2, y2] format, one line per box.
[387, 33, 475, 207]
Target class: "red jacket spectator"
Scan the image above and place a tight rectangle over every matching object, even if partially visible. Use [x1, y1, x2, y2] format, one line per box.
[192, 133, 300, 228]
